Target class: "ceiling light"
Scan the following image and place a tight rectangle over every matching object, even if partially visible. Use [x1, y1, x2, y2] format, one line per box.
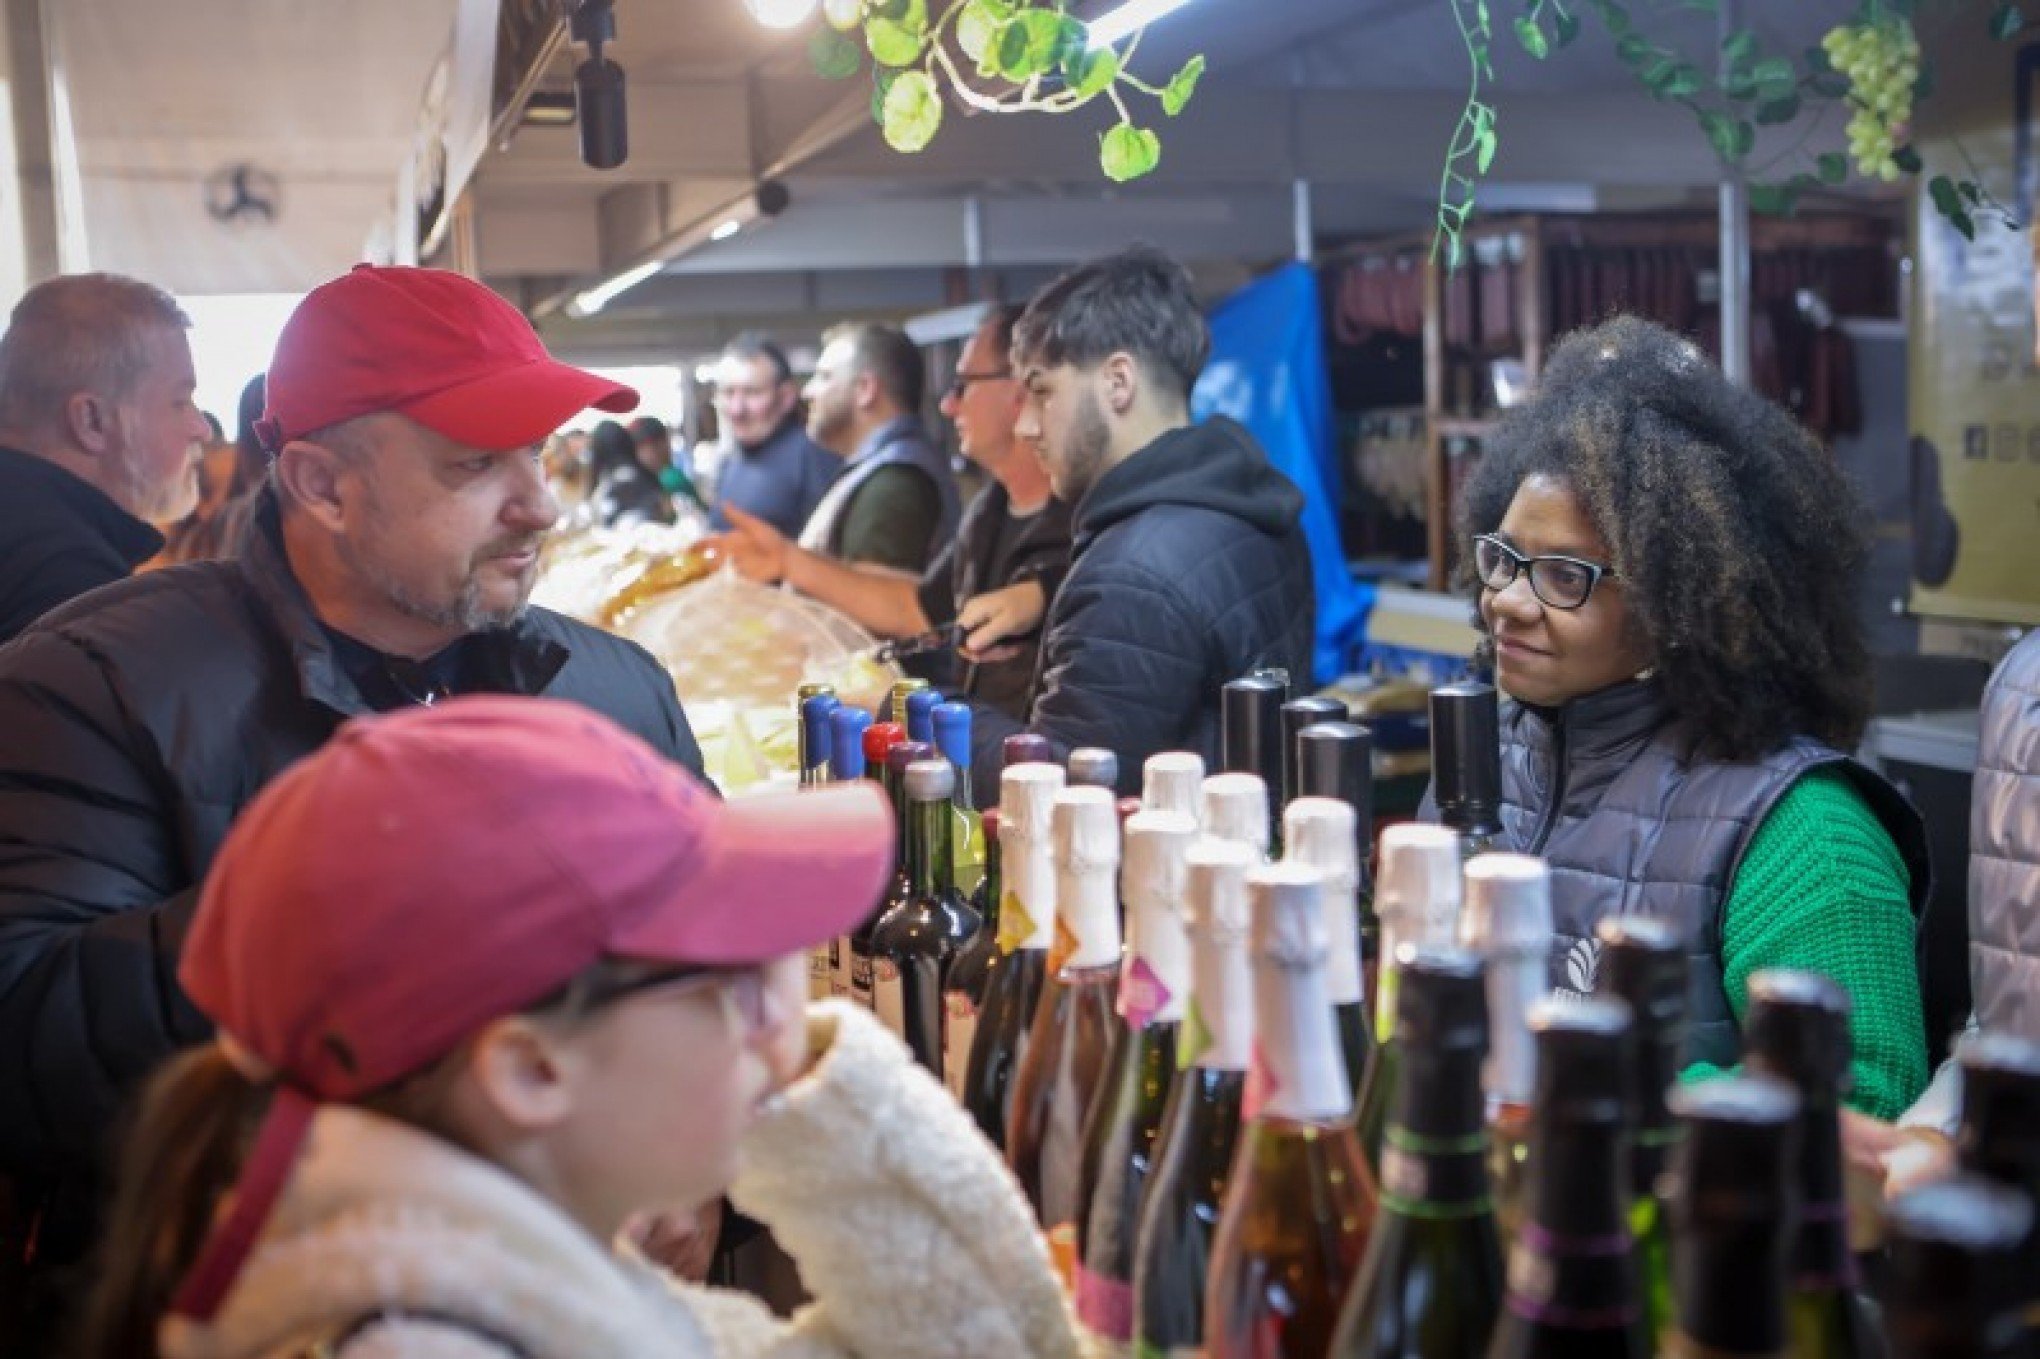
[1087, 0, 1196, 48]
[711, 218, 744, 242]
[569, 260, 664, 318]
[744, 0, 819, 29]
[521, 90, 578, 127]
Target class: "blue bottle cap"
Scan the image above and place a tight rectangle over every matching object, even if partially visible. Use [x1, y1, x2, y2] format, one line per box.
[905, 688, 943, 745]
[829, 706, 873, 781]
[932, 701, 972, 769]
[800, 694, 841, 771]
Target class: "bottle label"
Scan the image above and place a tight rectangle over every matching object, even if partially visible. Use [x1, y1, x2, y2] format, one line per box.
[849, 949, 875, 1010]
[1118, 955, 1175, 1030]
[828, 936, 851, 1001]
[1049, 916, 1080, 975]
[807, 941, 833, 1001]
[872, 957, 906, 1040]
[1073, 1264, 1135, 1344]
[942, 991, 978, 1101]
[997, 888, 1036, 955]
[1502, 1222, 1639, 1330]
[1378, 1128, 1493, 1219]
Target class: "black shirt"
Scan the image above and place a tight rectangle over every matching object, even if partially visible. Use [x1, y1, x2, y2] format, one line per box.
[320, 624, 477, 712]
[915, 482, 1073, 721]
[0, 446, 163, 647]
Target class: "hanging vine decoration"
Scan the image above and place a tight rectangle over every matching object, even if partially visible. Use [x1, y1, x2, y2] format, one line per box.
[807, 0, 1205, 182]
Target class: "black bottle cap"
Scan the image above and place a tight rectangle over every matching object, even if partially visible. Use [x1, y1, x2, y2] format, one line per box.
[1067, 747, 1119, 789]
[1593, 915, 1688, 1035]
[1395, 944, 1489, 1055]
[1742, 970, 1853, 1100]
[1530, 996, 1633, 1123]
[1885, 1175, 2034, 1346]
[1222, 675, 1288, 805]
[1002, 733, 1055, 769]
[1957, 1031, 2040, 1181]
[1667, 1076, 1802, 1226]
[1430, 681, 1501, 821]
[1281, 696, 1347, 805]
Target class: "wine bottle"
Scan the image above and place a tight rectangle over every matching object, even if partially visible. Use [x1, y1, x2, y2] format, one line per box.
[1457, 853, 1551, 1245]
[824, 706, 873, 999]
[1486, 998, 1650, 1359]
[1284, 797, 1374, 1098]
[1143, 750, 1206, 821]
[1004, 731, 1055, 771]
[1884, 1175, 2034, 1359]
[1281, 695, 1347, 810]
[1430, 682, 1503, 859]
[797, 685, 838, 789]
[1007, 784, 1121, 1280]
[889, 676, 930, 728]
[905, 685, 941, 746]
[945, 807, 1002, 1102]
[845, 721, 907, 1011]
[1070, 746, 1121, 790]
[964, 763, 1064, 1148]
[1222, 675, 1288, 847]
[1075, 810, 1197, 1355]
[932, 701, 986, 898]
[1331, 945, 1503, 1359]
[1297, 720, 1377, 1021]
[1355, 824, 1463, 1172]
[1954, 1031, 2040, 1346]
[1593, 915, 1687, 1347]
[1742, 970, 1884, 1359]
[1206, 862, 1378, 1359]
[1662, 1076, 1802, 1359]
[870, 759, 983, 1071]
[1131, 837, 1255, 1359]
[1202, 772, 1271, 862]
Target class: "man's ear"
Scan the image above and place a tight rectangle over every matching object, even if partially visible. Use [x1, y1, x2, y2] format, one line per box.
[63, 391, 120, 458]
[1099, 352, 1141, 417]
[467, 1015, 578, 1132]
[273, 438, 353, 534]
[852, 369, 882, 413]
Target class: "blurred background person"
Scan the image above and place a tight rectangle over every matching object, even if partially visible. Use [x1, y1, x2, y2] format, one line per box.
[631, 414, 706, 513]
[587, 418, 677, 529]
[705, 334, 836, 537]
[153, 375, 272, 567]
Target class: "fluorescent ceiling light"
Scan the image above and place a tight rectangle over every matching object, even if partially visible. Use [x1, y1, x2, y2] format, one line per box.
[569, 260, 664, 318]
[744, 0, 818, 29]
[710, 218, 744, 242]
[1087, 0, 1196, 48]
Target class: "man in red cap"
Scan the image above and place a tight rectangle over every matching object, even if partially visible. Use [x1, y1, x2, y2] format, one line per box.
[0, 264, 704, 1347]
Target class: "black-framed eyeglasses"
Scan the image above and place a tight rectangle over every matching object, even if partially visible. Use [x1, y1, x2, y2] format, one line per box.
[575, 963, 768, 1027]
[946, 368, 1012, 399]
[1471, 533, 1619, 611]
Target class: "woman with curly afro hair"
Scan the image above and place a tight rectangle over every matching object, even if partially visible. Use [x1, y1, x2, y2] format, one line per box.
[1454, 314, 1929, 1122]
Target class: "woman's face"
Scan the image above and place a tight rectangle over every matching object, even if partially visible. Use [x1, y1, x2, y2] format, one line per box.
[1480, 473, 1651, 707]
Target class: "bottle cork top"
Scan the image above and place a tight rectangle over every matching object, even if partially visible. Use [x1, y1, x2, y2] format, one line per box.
[1201, 772, 1270, 855]
[1460, 852, 1552, 953]
[1376, 823, 1462, 931]
[1142, 751, 1206, 819]
[903, 758, 956, 803]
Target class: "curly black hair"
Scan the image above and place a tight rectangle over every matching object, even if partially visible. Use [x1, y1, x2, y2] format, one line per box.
[1456, 314, 1872, 762]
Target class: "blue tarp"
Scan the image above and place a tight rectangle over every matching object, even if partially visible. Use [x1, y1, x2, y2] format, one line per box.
[1192, 262, 1373, 683]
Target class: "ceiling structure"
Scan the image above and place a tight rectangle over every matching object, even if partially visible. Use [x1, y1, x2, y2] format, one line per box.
[47, 0, 1880, 363]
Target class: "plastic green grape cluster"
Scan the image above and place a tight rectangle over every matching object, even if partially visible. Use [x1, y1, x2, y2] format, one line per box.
[1822, 18, 1921, 182]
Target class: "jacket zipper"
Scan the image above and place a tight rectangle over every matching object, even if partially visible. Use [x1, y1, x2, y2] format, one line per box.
[1527, 708, 1570, 856]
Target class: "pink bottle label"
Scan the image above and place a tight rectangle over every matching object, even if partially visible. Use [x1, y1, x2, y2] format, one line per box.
[1117, 955, 1173, 1030]
[1243, 1037, 1281, 1123]
[1073, 1262, 1135, 1341]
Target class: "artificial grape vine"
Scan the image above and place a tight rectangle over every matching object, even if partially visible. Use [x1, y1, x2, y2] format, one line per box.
[1823, 15, 1919, 182]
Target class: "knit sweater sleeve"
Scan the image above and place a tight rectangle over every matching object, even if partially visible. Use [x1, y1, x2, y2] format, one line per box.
[1679, 767, 1928, 1121]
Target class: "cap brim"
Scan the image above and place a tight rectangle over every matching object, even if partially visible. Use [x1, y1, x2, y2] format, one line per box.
[400, 357, 639, 452]
[613, 782, 896, 968]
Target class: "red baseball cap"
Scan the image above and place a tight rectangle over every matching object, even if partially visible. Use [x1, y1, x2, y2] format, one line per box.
[180, 695, 894, 1102]
[255, 263, 638, 453]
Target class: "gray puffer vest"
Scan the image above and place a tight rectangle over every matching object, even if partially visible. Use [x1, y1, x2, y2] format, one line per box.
[1971, 630, 2040, 1041]
[1489, 679, 1930, 1069]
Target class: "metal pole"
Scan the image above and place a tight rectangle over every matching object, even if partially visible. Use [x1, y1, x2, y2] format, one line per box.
[963, 194, 984, 274]
[1292, 177, 1314, 264]
[1717, 0, 1751, 385]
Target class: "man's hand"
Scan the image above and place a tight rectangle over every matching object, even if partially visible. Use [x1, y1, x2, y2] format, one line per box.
[957, 580, 1046, 663]
[710, 504, 790, 585]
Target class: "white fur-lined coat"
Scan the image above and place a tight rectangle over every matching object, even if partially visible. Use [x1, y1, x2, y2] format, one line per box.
[159, 1003, 1079, 1359]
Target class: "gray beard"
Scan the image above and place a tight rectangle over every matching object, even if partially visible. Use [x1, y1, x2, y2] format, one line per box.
[340, 539, 529, 635]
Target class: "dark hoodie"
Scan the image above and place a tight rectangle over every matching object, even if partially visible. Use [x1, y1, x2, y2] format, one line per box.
[967, 416, 1313, 802]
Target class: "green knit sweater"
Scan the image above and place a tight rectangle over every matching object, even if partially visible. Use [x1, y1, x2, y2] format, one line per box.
[1679, 767, 1928, 1120]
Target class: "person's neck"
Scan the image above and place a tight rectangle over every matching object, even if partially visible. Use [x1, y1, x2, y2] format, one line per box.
[988, 448, 1053, 515]
[1101, 405, 1191, 481]
[845, 406, 907, 458]
[280, 513, 463, 662]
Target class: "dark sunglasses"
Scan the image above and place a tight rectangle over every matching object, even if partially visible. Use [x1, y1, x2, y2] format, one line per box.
[1471, 533, 1619, 611]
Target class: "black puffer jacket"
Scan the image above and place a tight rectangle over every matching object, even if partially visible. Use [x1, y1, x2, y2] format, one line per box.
[969, 417, 1313, 802]
[0, 493, 702, 1263]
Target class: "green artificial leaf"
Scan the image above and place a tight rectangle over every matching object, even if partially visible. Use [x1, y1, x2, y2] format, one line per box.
[1099, 122, 1161, 181]
[1808, 72, 1851, 99]
[1700, 110, 1754, 161]
[1642, 55, 1675, 89]
[1063, 44, 1119, 99]
[1929, 174, 1964, 217]
[1616, 33, 1653, 65]
[1750, 55, 1796, 98]
[1817, 151, 1850, 183]
[1555, 11, 1582, 46]
[1161, 53, 1205, 115]
[957, 0, 1009, 64]
[1660, 63, 1705, 98]
[1595, 0, 1631, 37]
[809, 26, 863, 79]
[995, 8, 1064, 80]
[1755, 93, 1801, 125]
[1961, 180, 1983, 204]
[871, 66, 899, 123]
[1894, 144, 1923, 173]
[880, 69, 943, 152]
[1804, 44, 1833, 75]
[1515, 16, 1550, 59]
[1749, 181, 1800, 215]
[1993, 4, 2025, 40]
[870, 0, 908, 17]
[1952, 210, 1977, 241]
[1476, 124, 1498, 173]
[866, 16, 926, 67]
[1914, 61, 1936, 99]
[1721, 27, 1757, 72]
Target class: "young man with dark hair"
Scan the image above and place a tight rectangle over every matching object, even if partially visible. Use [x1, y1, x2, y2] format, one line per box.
[963, 245, 1315, 801]
[706, 333, 838, 538]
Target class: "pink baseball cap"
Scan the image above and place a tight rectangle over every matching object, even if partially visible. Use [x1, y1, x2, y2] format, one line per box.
[180, 694, 894, 1102]
[255, 263, 638, 453]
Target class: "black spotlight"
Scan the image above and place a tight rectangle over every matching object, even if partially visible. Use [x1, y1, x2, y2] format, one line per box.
[570, 0, 627, 170]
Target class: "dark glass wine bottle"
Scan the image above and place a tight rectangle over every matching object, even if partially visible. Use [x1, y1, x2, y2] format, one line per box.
[1355, 824, 1464, 1173]
[1296, 720, 1376, 1020]
[1007, 784, 1122, 1283]
[1285, 796, 1374, 1099]
[845, 720, 906, 1011]
[932, 700, 985, 898]
[1202, 772, 1271, 862]
[1458, 853, 1549, 1248]
[798, 689, 841, 1000]
[1206, 863, 1378, 1359]
[1592, 914, 1687, 1349]
[1142, 750, 1206, 821]
[1884, 1175, 2034, 1359]
[963, 763, 1063, 1148]
[1223, 675, 1288, 848]
[888, 676, 930, 728]
[1430, 682, 1503, 859]
[1281, 696, 1347, 808]
[823, 706, 873, 1000]
[1662, 1076, 1803, 1359]
[1486, 998, 1650, 1359]
[1332, 945, 1503, 1359]
[1069, 746, 1121, 790]
[1955, 1031, 2040, 1346]
[944, 806, 1001, 1102]
[1131, 838, 1255, 1359]
[1742, 970, 1885, 1359]
[1075, 810, 1196, 1354]
[904, 685, 941, 746]
[870, 758, 983, 1073]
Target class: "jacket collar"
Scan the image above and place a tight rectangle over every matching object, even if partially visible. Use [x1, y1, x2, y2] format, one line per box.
[848, 414, 922, 466]
[236, 488, 570, 718]
[0, 444, 164, 569]
[1514, 677, 1672, 766]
